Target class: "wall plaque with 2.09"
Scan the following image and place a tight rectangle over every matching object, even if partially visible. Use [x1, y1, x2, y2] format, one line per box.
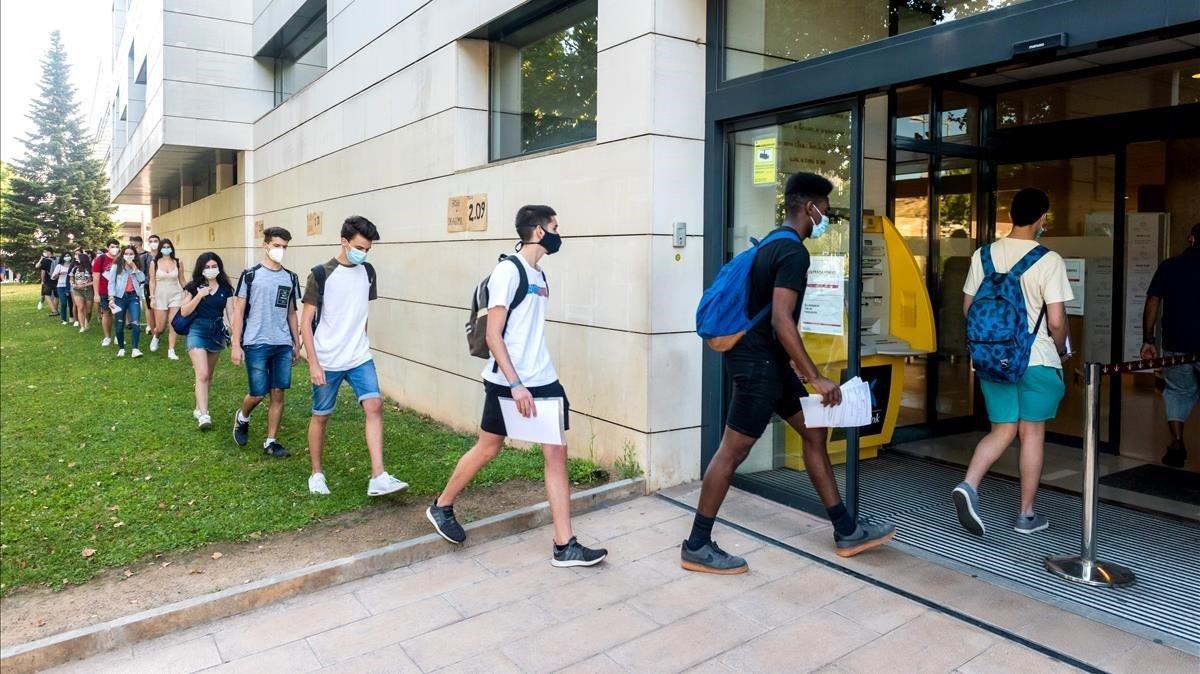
[447, 194, 488, 233]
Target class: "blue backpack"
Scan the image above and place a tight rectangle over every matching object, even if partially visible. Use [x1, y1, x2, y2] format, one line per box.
[696, 228, 801, 352]
[966, 244, 1049, 383]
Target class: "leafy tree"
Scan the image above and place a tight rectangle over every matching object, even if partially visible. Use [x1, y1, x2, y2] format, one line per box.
[2, 31, 114, 275]
[519, 17, 597, 154]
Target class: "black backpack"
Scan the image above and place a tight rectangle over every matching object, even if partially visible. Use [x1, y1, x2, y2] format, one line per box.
[465, 255, 544, 369]
[237, 264, 300, 344]
[308, 262, 375, 332]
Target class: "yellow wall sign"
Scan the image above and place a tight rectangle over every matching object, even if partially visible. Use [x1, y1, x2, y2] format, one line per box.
[306, 211, 323, 236]
[447, 194, 488, 233]
[753, 137, 777, 185]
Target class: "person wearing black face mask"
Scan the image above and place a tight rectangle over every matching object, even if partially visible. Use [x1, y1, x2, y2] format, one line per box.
[426, 204, 606, 568]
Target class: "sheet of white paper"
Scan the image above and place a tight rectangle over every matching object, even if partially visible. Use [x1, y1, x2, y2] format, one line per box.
[499, 397, 565, 445]
[800, 377, 873, 428]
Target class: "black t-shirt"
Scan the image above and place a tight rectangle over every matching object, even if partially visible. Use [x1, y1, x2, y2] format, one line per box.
[1147, 246, 1200, 353]
[732, 228, 810, 362]
[38, 257, 54, 284]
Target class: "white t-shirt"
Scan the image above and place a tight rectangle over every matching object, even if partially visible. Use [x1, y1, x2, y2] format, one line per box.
[482, 255, 557, 388]
[302, 259, 376, 372]
[964, 238, 1073, 369]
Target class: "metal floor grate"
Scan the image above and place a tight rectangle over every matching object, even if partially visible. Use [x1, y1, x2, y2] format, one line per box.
[738, 452, 1200, 646]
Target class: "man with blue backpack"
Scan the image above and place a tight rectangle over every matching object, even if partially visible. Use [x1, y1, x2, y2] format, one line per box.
[685, 172, 897, 574]
[953, 188, 1072, 537]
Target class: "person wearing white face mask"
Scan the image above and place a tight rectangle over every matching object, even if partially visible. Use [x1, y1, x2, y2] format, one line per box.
[148, 237, 186, 359]
[93, 239, 121, 347]
[230, 227, 302, 458]
[106, 245, 147, 358]
[143, 235, 160, 337]
[179, 253, 234, 430]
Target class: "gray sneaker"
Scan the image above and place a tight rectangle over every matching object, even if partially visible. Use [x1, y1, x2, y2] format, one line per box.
[680, 540, 748, 575]
[952, 482, 986, 537]
[834, 520, 896, 558]
[1014, 512, 1049, 534]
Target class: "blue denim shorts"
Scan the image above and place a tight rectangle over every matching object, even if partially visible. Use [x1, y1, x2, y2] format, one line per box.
[187, 318, 225, 353]
[245, 343, 293, 396]
[312, 359, 380, 415]
[1162, 351, 1199, 423]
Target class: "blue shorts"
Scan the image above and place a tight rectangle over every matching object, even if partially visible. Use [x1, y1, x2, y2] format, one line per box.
[245, 343, 293, 396]
[980, 365, 1065, 424]
[312, 359, 380, 416]
[187, 318, 226, 352]
[1162, 351, 1199, 423]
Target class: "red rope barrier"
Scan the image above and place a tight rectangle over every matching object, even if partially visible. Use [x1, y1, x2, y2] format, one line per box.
[1097, 352, 1199, 376]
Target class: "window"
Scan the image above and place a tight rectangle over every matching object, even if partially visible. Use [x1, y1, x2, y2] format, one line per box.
[724, 0, 1031, 81]
[268, 4, 328, 106]
[489, 0, 597, 161]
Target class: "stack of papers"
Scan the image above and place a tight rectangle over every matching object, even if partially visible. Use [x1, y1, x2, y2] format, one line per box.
[498, 397, 566, 445]
[800, 377, 873, 429]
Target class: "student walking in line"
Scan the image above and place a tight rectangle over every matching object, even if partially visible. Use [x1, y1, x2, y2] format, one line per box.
[148, 238, 185, 360]
[682, 173, 896, 575]
[106, 245, 147, 358]
[953, 188, 1072, 537]
[37, 248, 56, 315]
[142, 235, 160, 337]
[426, 205, 608, 568]
[51, 252, 72, 325]
[301, 216, 409, 496]
[70, 252, 94, 333]
[230, 227, 301, 459]
[93, 239, 120, 347]
[180, 253, 234, 431]
[1140, 222, 1200, 469]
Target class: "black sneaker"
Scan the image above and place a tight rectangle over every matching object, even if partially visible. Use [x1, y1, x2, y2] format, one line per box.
[680, 539, 748, 575]
[1163, 445, 1187, 469]
[263, 441, 289, 458]
[233, 411, 249, 447]
[426, 501, 466, 544]
[551, 537, 607, 568]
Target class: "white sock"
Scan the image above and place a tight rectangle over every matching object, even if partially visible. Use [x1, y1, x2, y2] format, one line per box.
[237, 410, 250, 423]
[264, 437, 276, 448]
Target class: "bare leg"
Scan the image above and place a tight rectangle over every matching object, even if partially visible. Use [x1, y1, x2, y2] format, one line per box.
[167, 307, 179, 351]
[101, 308, 112, 340]
[1168, 420, 1186, 447]
[695, 426, 758, 518]
[362, 398, 385, 477]
[436, 432, 505, 506]
[783, 411, 842, 508]
[1016, 420, 1045, 514]
[266, 388, 285, 439]
[240, 394, 265, 418]
[189, 349, 212, 413]
[964, 423, 1019, 488]
[308, 414, 329, 474]
[541, 443, 574, 545]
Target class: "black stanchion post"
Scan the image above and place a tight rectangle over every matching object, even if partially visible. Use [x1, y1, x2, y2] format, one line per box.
[1044, 362, 1135, 587]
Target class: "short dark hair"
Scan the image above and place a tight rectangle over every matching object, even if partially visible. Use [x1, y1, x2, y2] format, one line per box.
[148, 234, 159, 241]
[106, 238, 120, 247]
[783, 172, 834, 216]
[263, 226, 292, 243]
[42, 246, 52, 253]
[514, 205, 557, 242]
[130, 235, 143, 244]
[1011, 188, 1050, 227]
[341, 215, 380, 242]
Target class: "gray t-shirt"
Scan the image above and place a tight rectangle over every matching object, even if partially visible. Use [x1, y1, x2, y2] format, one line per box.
[235, 265, 299, 346]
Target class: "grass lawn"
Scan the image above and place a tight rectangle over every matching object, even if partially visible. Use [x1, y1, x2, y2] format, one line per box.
[0, 284, 603, 594]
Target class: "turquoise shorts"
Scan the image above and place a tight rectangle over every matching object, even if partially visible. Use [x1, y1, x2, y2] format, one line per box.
[979, 365, 1065, 424]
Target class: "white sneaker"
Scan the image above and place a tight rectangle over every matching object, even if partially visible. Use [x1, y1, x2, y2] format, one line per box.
[72, 320, 80, 327]
[146, 325, 152, 335]
[150, 336, 159, 352]
[37, 301, 43, 311]
[309, 473, 331, 495]
[193, 409, 203, 420]
[61, 320, 68, 325]
[131, 348, 143, 359]
[167, 348, 179, 361]
[79, 327, 86, 333]
[101, 337, 112, 347]
[367, 472, 409, 497]
[116, 349, 126, 358]
[197, 413, 212, 431]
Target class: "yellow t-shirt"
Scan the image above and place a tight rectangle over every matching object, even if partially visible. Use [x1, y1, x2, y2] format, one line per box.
[963, 238, 1073, 369]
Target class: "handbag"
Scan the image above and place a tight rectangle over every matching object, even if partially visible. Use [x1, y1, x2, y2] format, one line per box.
[171, 310, 195, 336]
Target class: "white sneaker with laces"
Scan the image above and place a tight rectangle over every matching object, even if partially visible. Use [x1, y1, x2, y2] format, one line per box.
[116, 349, 126, 357]
[145, 325, 152, 334]
[150, 336, 160, 352]
[367, 472, 409, 497]
[167, 349, 179, 360]
[131, 348, 143, 358]
[197, 413, 212, 430]
[309, 473, 331, 495]
[61, 320, 68, 325]
[101, 337, 112, 347]
[73, 320, 80, 327]
[79, 327, 86, 333]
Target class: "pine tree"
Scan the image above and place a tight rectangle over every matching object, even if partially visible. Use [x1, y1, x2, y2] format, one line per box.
[1, 31, 114, 275]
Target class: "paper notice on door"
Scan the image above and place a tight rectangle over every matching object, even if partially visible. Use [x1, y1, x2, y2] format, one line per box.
[801, 255, 845, 336]
[499, 398, 565, 445]
[1063, 258, 1085, 316]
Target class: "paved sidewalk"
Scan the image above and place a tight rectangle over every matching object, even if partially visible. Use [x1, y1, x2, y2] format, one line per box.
[46, 492, 1196, 673]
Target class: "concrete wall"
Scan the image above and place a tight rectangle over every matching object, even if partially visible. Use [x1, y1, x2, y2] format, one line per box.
[147, 0, 708, 489]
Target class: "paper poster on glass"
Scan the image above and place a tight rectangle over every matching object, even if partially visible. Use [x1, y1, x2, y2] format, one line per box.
[1063, 258, 1085, 316]
[801, 255, 845, 336]
[753, 137, 777, 185]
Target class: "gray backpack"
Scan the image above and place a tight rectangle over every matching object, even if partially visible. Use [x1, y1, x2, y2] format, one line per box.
[465, 255, 534, 363]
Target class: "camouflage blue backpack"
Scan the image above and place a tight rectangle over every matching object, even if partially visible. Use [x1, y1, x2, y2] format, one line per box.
[966, 244, 1049, 384]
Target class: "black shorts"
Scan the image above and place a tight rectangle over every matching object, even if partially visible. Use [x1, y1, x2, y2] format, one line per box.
[41, 281, 55, 297]
[481, 380, 570, 438]
[724, 352, 808, 439]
